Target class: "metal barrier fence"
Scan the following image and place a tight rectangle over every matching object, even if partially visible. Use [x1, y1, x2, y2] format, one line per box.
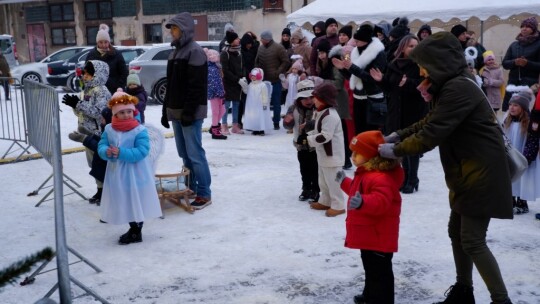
[21, 80, 109, 304]
[0, 77, 31, 160]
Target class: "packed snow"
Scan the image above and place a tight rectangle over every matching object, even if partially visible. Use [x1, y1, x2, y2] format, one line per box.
[0, 90, 539, 304]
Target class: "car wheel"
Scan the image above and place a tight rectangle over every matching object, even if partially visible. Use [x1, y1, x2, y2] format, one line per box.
[23, 72, 41, 84]
[67, 73, 82, 93]
[153, 78, 167, 105]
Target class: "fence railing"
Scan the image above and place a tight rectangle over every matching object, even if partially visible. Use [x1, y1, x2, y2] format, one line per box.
[0, 77, 32, 160]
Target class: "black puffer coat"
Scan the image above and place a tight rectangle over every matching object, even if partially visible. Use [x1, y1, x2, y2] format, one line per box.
[86, 47, 128, 94]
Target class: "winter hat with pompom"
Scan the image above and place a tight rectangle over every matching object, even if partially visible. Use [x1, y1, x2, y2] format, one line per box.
[96, 24, 111, 42]
[349, 130, 385, 159]
[108, 88, 139, 115]
[291, 58, 304, 72]
[126, 70, 141, 86]
[509, 90, 534, 114]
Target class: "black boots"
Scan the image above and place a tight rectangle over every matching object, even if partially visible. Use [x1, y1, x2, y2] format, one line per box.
[513, 197, 529, 214]
[434, 282, 475, 304]
[89, 188, 102, 205]
[118, 222, 143, 245]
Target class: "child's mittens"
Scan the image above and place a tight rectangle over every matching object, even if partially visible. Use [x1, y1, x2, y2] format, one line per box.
[238, 77, 248, 93]
[335, 170, 346, 184]
[348, 191, 363, 210]
[279, 73, 286, 82]
[378, 143, 398, 159]
[62, 94, 80, 109]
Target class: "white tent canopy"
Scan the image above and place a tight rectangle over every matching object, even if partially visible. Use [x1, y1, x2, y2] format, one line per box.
[287, 0, 540, 25]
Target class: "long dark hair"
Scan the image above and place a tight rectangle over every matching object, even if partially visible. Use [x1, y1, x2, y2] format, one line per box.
[392, 34, 418, 62]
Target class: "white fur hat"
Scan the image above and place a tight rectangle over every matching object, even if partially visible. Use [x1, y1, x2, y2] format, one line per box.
[96, 24, 111, 42]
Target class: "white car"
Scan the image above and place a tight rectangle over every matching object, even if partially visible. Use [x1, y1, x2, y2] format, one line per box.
[10, 46, 89, 85]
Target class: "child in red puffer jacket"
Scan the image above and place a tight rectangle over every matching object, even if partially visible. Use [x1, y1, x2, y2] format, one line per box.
[335, 130, 404, 304]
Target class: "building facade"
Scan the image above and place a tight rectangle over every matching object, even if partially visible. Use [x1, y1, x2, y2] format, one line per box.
[1, 0, 312, 63]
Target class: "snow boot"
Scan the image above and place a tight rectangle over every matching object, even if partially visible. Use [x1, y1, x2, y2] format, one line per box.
[433, 282, 475, 304]
[231, 123, 244, 134]
[221, 123, 230, 135]
[210, 125, 227, 140]
[119, 222, 142, 245]
[298, 189, 311, 201]
[89, 188, 102, 205]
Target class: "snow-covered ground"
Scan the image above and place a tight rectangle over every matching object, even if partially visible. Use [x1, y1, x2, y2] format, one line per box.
[1, 89, 539, 304]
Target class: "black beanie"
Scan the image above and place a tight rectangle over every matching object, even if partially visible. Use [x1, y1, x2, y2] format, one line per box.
[226, 31, 239, 44]
[282, 28, 291, 36]
[317, 39, 331, 53]
[325, 18, 338, 29]
[389, 17, 410, 40]
[338, 25, 353, 39]
[354, 24, 373, 43]
[451, 24, 467, 37]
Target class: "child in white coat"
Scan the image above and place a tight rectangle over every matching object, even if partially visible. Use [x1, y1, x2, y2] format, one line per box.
[307, 82, 345, 217]
[503, 90, 534, 214]
[240, 68, 273, 135]
[98, 90, 162, 244]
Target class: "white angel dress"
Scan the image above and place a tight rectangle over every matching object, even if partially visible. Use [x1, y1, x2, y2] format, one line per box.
[283, 73, 299, 111]
[243, 80, 273, 132]
[98, 124, 162, 224]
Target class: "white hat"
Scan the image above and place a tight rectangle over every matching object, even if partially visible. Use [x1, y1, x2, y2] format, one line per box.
[96, 24, 111, 42]
[296, 80, 314, 99]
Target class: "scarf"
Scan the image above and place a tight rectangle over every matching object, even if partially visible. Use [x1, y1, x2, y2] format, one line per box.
[516, 31, 539, 46]
[97, 47, 108, 56]
[222, 45, 241, 53]
[111, 115, 140, 131]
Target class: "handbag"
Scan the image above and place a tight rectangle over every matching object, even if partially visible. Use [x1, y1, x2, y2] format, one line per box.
[466, 77, 528, 182]
[365, 96, 387, 126]
[505, 140, 528, 182]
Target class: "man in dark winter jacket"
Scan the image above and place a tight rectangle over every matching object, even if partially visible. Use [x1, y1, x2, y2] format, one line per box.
[450, 24, 486, 71]
[379, 32, 513, 304]
[255, 30, 290, 130]
[161, 12, 212, 210]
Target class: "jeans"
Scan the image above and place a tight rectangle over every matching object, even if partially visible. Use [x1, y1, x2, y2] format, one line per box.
[271, 81, 282, 124]
[221, 100, 240, 124]
[172, 119, 212, 198]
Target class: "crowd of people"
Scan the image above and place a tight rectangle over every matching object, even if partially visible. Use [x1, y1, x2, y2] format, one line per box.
[55, 11, 540, 304]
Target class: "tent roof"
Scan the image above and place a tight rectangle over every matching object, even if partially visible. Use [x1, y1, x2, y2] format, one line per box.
[287, 0, 540, 25]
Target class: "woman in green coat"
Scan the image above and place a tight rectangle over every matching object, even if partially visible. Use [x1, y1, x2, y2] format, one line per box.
[379, 32, 513, 304]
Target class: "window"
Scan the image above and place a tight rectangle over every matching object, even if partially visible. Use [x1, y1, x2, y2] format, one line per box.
[86, 25, 112, 45]
[144, 24, 163, 44]
[49, 4, 74, 22]
[51, 28, 76, 45]
[85, 1, 112, 20]
[153, 49, 173, 60]
[263, 0, 284, 12]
